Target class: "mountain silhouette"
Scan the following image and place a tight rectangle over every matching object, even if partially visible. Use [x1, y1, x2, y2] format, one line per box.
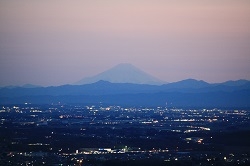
[162, 79, 211, 89]
[0, 79, 249, 108]
[219, 79, 250, 86]
[75, 63, 166, 85]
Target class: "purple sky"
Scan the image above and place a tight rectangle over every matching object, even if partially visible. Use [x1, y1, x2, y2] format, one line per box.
[0, 0, 250, 86]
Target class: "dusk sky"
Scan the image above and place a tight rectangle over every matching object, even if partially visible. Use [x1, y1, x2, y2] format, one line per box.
[0, 0, 250, 86]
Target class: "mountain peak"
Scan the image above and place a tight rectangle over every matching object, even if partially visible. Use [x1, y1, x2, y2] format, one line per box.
[106, 63, 140, 73]
[75, 63, 166, 85]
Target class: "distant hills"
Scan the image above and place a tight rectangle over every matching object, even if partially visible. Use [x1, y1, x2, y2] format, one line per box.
[0, 63, 249, 108]
[0, 79, 249, 108]
[75, 63, 166, 85]
[0, 84, 42, 89]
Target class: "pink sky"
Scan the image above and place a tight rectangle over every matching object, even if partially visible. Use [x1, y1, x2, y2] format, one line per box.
[0, 0, 250, 86]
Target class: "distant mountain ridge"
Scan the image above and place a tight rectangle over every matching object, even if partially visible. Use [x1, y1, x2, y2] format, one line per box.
[75, 63, 166, 85]
[0, 79, 249, 108]
[0, 84, 42, 89]
[163, 79, 210, 89]
[219, 79, 250, 86]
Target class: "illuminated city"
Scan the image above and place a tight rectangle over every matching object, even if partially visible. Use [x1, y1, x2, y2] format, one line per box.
[0, 104, 249, 165]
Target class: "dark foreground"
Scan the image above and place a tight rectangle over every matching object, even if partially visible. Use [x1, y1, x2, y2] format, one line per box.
[0, 104, 249, 165]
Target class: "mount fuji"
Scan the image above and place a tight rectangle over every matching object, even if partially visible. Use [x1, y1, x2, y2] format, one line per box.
[75, 63, 166, 85]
